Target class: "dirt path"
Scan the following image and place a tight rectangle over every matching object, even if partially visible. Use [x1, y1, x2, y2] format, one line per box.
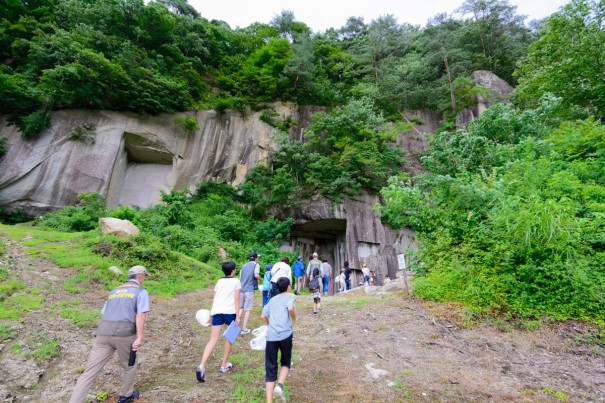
[1, 238, 604, 402]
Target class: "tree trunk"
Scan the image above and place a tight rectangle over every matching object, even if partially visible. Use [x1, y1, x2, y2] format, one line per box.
[441, 41, 457, 114]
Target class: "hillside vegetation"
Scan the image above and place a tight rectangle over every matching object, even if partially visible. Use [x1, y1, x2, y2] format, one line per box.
[1, 0, 604, 332]
[1, 0, 535, 136]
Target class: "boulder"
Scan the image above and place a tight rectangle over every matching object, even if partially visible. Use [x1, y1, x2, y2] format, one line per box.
[342, 286, 366, 297]
[381, 277, 408, 292]
[99, 217, 139, 237]
[108, 266, 124, 275]
[364, 286, 380, 294]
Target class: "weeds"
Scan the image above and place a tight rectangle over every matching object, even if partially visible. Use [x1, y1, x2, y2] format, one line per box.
[12, 331, 61, 364]
[542, 387, 569, 402]
[0, 323, 16, 341]
[392, 379, 411, 399]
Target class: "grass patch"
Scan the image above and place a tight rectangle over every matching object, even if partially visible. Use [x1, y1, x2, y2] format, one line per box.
[228, 352, 268, 402]
[0, 323, 16, 341]
[0, 290, 45, 320]
[12, 331, 61, 364]
[60, 307, 100, 328]
[0, 223, 220, 297]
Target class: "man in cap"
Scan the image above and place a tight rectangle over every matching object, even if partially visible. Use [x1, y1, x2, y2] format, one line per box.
[306, 253, 322, 286]
[69, 265, 151, 403]
[239, 252, 261, 335]
[292, 255, 305, 295]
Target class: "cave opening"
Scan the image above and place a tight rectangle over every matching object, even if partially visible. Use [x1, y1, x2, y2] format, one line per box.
[290, 219, 347, 294]
[107, 132, 174, 208]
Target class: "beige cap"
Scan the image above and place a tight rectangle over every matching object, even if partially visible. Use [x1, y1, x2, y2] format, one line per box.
[128, 265, 149, 276]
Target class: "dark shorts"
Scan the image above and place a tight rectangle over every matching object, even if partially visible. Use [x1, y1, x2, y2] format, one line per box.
[211, 313, 236, 326]
[265, 334, 293, 382]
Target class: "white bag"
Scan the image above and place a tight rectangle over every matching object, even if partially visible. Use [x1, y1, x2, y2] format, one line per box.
[252, 325, 267, 337]
[195, 309, 210, 327]
[250, 325, 267, 351]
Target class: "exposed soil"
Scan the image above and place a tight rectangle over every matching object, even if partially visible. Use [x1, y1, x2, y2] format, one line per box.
[1, 236, 604, 403]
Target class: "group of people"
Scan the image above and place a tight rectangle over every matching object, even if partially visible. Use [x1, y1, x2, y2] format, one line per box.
[69, 254, 376, 403]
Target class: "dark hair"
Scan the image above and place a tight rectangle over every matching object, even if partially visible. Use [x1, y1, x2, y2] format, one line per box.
[313, 268, 320, 277]
[281, 256, 290, 265]
[344, 261, 349, 268]
[276, 277, 290, 293]
[222, 261, 236, 276]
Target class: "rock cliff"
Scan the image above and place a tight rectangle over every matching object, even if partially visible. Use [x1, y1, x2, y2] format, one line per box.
[0, 71, 508, 286]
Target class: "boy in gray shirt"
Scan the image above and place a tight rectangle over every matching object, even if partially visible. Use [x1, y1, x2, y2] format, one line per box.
[261, 277, 296, 402]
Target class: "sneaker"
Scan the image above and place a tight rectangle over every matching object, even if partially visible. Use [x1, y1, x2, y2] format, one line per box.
[117, 390, 140, 403]
[274, 384, 286, 402]
[196, 365, 205, 382]
[313, 311, 318, 315]
[241, 328, 251, 335]
[219, 363, 233, 374]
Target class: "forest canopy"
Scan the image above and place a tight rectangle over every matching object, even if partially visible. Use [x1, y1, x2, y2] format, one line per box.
[0, 0, 536, 135]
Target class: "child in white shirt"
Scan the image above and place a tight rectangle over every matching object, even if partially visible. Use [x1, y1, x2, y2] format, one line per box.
[196, 261, 241, 382]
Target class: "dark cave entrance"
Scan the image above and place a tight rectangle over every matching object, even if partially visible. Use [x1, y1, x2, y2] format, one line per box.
[290, 219, 347, 294]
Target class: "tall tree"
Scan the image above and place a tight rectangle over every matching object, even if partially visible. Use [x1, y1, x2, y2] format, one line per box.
[514, 0, 605, 118]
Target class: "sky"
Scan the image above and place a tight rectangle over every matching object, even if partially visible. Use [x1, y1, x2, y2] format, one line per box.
[187, 0, 571, 32]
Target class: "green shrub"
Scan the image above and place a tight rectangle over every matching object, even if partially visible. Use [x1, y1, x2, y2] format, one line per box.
[68, 123, 97, 143]
[0, 137, 6, 158]
[19, 110, 51, 139]
[37, 192, 107, 232]
[380, 105, 605, 322]
[0, 208, 29, 224]
[174, 116, 199, 132]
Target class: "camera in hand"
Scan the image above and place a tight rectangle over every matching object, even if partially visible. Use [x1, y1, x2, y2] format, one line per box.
[128, 349, 137, 366]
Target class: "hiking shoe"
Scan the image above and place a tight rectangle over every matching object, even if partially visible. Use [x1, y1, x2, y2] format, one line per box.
[274, 384, 286, 402]
[196, 365, 205, 382]
[219, 363, 233, 374]
[117, 390, 140, 403]
[241, 328, 251, 335]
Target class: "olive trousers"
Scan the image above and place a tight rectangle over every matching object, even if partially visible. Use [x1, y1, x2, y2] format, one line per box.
[69, 335, 136, 403]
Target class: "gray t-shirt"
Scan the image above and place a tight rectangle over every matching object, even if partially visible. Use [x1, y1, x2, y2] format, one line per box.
[321, 262, 332, 276]
[262, 292, 295, 341]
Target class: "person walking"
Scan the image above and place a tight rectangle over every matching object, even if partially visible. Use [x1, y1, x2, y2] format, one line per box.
[262, 265, 273, 306]
[196, 261, 241, 383]
[270, 257, 292, 298]
[362, 263, 371, 286]
[239, 252, 261, 335]
[306, 253, 321, 287]
[338, 269, 346, 293]
[321, 258, 332, 295]
[261, 277, 296, 402]
[69, 265, 150, 403]
[344, 261, 352, 290]
[309, 268, 322, 315]
[292, 256, 304, 295]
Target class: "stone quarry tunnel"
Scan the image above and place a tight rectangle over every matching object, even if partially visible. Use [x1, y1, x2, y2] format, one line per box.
[290, 219, 347, 293]
[106, 132, 174, 208]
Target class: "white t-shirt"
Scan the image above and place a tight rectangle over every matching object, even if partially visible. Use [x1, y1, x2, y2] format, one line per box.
[254, 263, 260, 277]
[211, 277, 241, 315]
[270, 262, 292, 283]
[362, 267, 370, 277]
